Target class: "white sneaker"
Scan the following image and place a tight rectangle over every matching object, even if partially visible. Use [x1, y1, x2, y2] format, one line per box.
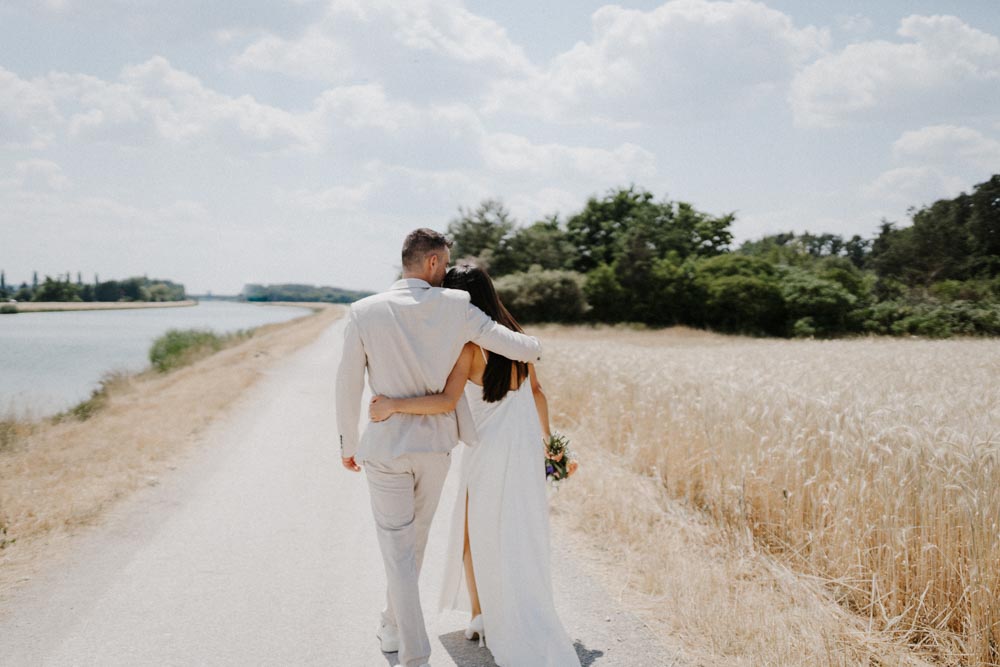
[377, 621, 400, 653]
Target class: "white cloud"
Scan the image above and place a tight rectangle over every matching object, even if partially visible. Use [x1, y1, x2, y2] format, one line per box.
[14, 159, 71, 191]
[311, 84, 421, 131]
[862, 166, 966, 207]
[836, 14, 873, 35]
[791, 14, 1000, 127]
[0, 58, 318, 152]
[480, 133, 656, 184]
[233, 0, 534, 88]
[892, 125, 1000, 171]
[0, 66, 63, 148]
[233, 26, 355, 82]
[484, 0, 828, 124]
[277, 181, 375, 212]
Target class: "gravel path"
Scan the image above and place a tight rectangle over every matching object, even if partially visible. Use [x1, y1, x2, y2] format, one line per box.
[0, 318, 678, 666]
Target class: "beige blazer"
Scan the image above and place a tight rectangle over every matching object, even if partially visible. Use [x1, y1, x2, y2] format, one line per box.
[335, 278, 542, 463]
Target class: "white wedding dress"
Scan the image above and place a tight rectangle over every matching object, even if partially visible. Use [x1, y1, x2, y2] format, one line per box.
[438, 369, 579, 666]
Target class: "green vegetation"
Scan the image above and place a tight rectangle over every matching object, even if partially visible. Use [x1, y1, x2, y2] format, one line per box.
[447, 174, 1000, 338]
[241, 283, 372, 303]
[148, 328, 253, 373]
[50, 371, 132, 424]
[0, 272, 186, 303]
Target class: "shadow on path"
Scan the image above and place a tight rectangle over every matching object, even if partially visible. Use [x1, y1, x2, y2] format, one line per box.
[575, 641, 605, 666]
[438, 630, 606, 666]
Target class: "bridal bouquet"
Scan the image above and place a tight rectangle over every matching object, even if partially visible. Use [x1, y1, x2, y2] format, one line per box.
[544, 432, 579, 485]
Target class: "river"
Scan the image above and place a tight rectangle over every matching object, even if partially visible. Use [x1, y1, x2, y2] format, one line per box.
[0, 300, 315, 418]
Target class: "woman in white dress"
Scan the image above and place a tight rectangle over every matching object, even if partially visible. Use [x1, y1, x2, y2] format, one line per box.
[369, 263, 579, 667]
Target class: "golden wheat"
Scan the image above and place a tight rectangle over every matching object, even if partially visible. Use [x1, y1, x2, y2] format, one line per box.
[537, 325, 1000, 666]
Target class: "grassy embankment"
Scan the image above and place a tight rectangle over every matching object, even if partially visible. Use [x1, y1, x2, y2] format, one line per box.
[0, 303, 343, 592]
[539, 325, 997, 667]
[1, 300, 197, 314]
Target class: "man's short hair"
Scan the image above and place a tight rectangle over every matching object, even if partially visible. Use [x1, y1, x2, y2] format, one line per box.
[401, 228, 452, 268]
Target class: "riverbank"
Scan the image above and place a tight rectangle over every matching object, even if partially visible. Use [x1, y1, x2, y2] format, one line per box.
[5, 299, 198, 313]
[0, 303, 344, 593]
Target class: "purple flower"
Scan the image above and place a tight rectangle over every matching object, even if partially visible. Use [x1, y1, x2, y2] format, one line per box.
[546, 464, 555, 475]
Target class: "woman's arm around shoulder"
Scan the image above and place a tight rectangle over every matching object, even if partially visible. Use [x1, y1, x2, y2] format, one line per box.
[369, 343, 476, 421]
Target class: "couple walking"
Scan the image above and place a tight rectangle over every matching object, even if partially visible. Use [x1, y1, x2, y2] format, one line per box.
[335, 228, 580, 667]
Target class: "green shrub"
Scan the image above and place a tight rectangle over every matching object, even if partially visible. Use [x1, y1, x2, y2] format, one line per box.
[49, 370, 131, 424]
[494, 268, 588, 323]
[780, 268, 857, 336]
[149, 328, 252, 373]
[792, 317, 818, 338]
[583, 264, 628, 322]
[861, 300, 1000, 337]
[0, 304, 17, 314]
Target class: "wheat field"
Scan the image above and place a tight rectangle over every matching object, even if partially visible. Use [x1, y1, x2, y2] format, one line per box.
[537, 325, 1000, 666]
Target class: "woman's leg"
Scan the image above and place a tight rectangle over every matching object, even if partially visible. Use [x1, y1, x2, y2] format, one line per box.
[463, 490, 482, 617]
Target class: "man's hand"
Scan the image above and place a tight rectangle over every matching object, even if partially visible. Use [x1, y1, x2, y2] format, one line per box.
[342, 456, 361, 472]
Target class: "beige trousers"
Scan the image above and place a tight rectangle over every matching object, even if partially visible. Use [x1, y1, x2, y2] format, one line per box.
[364, 451, 451, 667]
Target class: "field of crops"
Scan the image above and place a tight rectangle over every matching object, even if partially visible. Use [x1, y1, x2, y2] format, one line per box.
[539, 325, 999, 665]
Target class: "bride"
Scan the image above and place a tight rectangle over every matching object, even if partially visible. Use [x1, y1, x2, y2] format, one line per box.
[369, 262, 580, 667]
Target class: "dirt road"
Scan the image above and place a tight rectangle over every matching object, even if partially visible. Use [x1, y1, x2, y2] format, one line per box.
[0, 318, 677, 666]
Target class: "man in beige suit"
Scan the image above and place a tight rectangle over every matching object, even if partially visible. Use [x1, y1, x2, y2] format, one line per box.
[335, 228, 541, 667]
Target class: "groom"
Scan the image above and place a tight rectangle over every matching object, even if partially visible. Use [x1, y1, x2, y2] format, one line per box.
[335, 228, 541, 667]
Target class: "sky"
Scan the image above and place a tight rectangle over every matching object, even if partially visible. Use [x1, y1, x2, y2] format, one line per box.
[1, 0, 998, 295]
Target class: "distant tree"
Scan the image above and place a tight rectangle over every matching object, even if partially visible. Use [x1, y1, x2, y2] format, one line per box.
[14, 282, 31, 301]
[95, 280, 122, 302]
[32, 271, 39, 289]
[869, 176, 1000, 285]
[501, 217, 576, 274]
[965, 174, 1000, 276]
[694, 255, 786, 335]
[33, 275, 82, 302]
[76, 271, 83, 286]
[446, 199, 516, 271]
[566, 186, 733, 274]
[844, 235, 871, 268]
[120, 277, 143, 301]
[242, 283, 370, 303]
[0, 270, 6, 297]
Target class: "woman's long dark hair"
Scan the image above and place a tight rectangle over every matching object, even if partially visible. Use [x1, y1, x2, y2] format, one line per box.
[444, 263, 527, 403]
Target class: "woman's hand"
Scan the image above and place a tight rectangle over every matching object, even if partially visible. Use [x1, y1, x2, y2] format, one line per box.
[369, 395, 395, 422]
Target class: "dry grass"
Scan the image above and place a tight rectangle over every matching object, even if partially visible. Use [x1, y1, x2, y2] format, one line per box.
[535, 325, 999, 666]
[8, 300, 198, 312]
[0, 303, 343, 592]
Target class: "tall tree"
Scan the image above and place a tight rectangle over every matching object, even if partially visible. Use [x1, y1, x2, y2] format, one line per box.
[446, 199, 516, 271]
[965, 174, 1000, 276]
[566, 186, 733, 274]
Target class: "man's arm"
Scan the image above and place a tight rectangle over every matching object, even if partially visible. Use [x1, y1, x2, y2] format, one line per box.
[463, 301, 542, 363]
[335, 308, 366, 471]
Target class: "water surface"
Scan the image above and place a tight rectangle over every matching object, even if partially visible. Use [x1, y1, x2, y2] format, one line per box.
[0, 301, 314, 417]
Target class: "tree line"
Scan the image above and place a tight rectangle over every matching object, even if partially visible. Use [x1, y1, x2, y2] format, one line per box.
[0, 272, 186, 304]
[241, 283, 373, 303]
[447, 174, 1000, 338]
